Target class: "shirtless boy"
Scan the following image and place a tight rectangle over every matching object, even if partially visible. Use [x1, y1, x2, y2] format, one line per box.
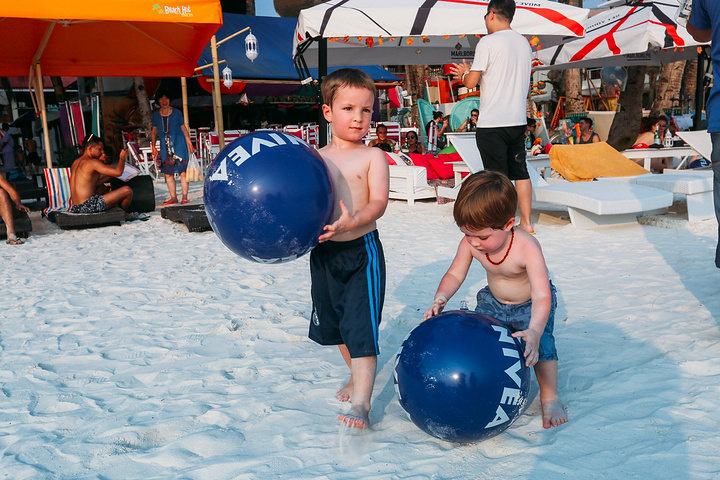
[424, 171, 567, 429]
[310, 68, 390, 429]
[70, 134, 133, 214]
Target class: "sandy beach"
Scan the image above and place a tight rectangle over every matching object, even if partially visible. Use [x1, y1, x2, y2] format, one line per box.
[2, 180, 720, 479]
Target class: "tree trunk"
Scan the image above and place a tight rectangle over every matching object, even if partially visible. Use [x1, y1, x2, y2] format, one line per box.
[651, 61, 686, 116]
[607, 65, 647, 147]
[646, 66, 659, 110]
[682, 58, 698, 114]
[50, 77, 67, 104]
[405, 64, 427, 128]
[246, 0, 255, 15]
[133, 77, 154, 138]
[558, 0, 583, 115]
[563, 68, 584, 114]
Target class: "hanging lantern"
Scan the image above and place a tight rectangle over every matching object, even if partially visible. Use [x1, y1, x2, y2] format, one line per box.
[222, 66, 234, 89]
[245, 32, 258, 62]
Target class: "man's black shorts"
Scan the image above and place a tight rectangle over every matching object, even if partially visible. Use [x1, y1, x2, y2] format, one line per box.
[309, 230, 385, 358]
[475, 125, 529, 180]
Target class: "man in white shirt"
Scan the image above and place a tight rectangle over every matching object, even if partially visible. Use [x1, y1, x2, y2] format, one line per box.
[450, 0, 534, 234]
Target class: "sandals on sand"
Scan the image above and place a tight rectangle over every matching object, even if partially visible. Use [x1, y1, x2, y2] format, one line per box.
[6, 236, 24, 245]
[162, 199, 177, 206]
[180, 199, 190, 204]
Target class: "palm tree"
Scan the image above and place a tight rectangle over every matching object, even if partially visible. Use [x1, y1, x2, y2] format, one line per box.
[133, 77, 154, 138]
[607, 65, 647, 146]
[560, 0, 584, 115]
[650, 61, 686, 115]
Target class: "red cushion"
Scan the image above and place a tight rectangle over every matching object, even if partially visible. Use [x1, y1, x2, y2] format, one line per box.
[432, 153, 461, 179]
[408, 153, 440, 179]
[384, 152, 397, 165]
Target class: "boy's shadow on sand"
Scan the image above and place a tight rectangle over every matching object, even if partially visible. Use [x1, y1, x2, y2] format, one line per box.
[367, 256, 689, 477]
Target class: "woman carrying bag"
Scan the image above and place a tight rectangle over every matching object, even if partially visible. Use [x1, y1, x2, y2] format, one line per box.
[151, 89, 195, 205]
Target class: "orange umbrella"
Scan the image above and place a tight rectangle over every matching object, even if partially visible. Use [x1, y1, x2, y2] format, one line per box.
[2, 0, 222, 166]
[2, 0, 222, 77]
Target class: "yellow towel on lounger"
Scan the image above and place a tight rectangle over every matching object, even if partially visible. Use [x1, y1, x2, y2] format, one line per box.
[549, 142, 650, 182]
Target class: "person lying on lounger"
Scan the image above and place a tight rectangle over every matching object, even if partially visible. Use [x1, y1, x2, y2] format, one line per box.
[69, 134, 133, 214]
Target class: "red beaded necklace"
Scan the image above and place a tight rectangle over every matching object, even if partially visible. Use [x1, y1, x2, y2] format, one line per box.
[485, 227, 514, 266]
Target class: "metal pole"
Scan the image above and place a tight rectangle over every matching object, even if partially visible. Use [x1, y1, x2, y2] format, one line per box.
[211, 35, 225, 145]
[694, 49, 705, 131]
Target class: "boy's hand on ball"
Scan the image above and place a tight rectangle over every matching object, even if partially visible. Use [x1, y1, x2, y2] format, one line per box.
[423, 296, 447, 320]
[318, 200, 357, 243]
[512, 329, 540, 367]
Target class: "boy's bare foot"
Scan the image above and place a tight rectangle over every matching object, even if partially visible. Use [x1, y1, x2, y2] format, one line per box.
[541, 397, 567, 428]
[338, 407, 369, 428]
[336, 379, 353, 402]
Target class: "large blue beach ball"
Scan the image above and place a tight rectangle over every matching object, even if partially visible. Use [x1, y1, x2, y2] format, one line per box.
[394, 310, 531, 443]
[204, 131, 334, 263]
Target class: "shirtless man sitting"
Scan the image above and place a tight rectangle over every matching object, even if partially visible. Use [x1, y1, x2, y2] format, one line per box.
[69, 134, 133, 214]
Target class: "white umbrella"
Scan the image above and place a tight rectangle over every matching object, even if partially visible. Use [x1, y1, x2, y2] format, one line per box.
[533, 0, 708, 70]
[293, 0, 589, 66]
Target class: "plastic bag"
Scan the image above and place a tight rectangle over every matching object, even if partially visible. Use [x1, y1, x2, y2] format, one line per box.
[186, 153, 203, 182]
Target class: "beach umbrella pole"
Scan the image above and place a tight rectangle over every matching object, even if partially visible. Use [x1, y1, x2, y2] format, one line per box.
[181, 77, 189, 131]
[211, 35, 225, 146]
[31, 64, 53, 168]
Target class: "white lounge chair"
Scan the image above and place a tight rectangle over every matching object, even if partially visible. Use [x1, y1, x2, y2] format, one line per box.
[528, 163, 674, 229]
[436, 132, 484, 200]
[600, 170, 714, 222]
[386, 152, 436, 206]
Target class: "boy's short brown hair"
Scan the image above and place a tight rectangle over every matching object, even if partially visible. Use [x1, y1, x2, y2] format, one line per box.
[321, 68, 376, 108]
[453, 171, 517, 230]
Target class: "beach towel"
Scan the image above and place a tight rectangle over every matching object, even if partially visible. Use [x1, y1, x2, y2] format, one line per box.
[549, 142, 650, 182]
[43, 167, 73, 217]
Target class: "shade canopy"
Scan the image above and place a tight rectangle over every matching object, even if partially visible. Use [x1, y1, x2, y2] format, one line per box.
[293, 0, 590, 66]
[533, 0, 708, 70]
[1, 0, 223, 77]
[197, 14, 401, 86]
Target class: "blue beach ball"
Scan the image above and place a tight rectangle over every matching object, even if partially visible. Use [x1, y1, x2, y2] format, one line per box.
[394, 310, 531, 443]
[204, 131, 334, 263]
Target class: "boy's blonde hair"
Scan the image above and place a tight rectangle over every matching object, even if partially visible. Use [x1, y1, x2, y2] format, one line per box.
[453, 171, 517, 230]
[321, 68, 376, 108]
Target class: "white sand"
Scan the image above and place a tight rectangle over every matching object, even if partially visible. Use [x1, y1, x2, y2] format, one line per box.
[2, 180, 720, 479]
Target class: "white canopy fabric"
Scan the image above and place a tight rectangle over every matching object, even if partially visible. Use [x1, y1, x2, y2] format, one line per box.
[533, 0, 708, 70]
[293, 0, 589, 66]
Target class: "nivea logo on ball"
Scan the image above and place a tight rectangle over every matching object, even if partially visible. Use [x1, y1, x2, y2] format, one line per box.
[222, 131, 306, 169]
[204, 131, 335, 264]
[394, 310, 530, 443]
